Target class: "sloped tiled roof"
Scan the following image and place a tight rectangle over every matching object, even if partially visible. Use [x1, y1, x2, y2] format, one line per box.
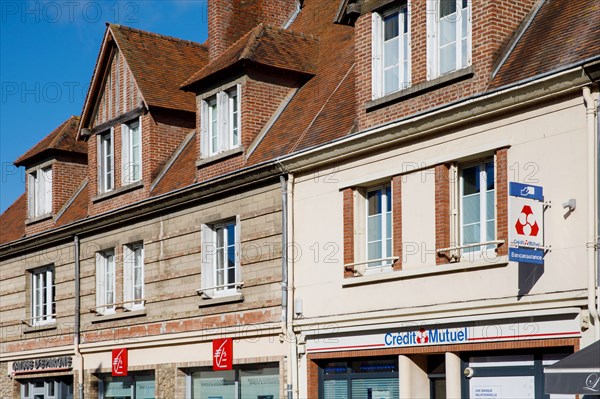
[151, 133, 198, 196]
[109, 24, 208, 113]
[0, 194, 26, 244]
[15, 116, 85, 166]
[55, 181, 89, 227]
[490, 0, 600, 88]
[181, 24, 319, 90]
[247, 0, 356, 163]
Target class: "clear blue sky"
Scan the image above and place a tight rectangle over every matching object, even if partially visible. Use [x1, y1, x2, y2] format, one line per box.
[0, 1, 208, 214]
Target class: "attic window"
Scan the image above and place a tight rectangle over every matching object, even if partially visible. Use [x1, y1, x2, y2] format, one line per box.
[28, 166, 52, 218]
[200, 85, 241, 158]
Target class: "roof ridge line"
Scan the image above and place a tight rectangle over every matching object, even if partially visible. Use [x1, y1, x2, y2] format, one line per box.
[55, 178, 88, 222]
[109, 23, 204, 47]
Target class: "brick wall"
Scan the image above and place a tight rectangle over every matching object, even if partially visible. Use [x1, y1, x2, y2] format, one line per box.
[354, 0, 537, 131]
[392, 175, 402, 270]
[208, 0, 298, 61]
[435, 164, 450, 265]
[496, 148, 509, 257]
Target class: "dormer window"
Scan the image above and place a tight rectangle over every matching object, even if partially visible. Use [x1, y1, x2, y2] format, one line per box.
[427, 0, 471, 79]
[28, 166, 52, 218]
[98, 129, 114, 193]
[372, 4, 411, 99]
[121, 118, 142, 185]
[201, 85, 241, 158]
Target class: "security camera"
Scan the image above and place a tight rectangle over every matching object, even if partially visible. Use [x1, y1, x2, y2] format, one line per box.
[562, 199, 576, 212]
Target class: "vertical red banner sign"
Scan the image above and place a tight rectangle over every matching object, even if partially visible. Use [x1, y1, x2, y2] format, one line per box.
[112, 348, 128, 377]
[212, 338, 233, 371]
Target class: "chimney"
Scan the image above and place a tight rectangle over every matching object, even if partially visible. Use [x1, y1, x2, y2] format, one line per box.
[208, 0, 300, 61]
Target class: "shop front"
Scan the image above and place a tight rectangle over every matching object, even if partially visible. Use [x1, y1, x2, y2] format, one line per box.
[10, 355, 74, 399]
[305, 310, 582, 398]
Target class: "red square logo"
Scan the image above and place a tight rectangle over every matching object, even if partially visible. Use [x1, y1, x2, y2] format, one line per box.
[112, 348, 128, 377]
[212, 338, 233, 370]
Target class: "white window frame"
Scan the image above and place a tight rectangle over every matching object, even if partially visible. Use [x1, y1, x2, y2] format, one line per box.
[31, 267, 55, 326]
[426, 0, 472, 79]
[121, 117, 142, 185]
[200, 216, 241, 298]
[365, 185, 393, 270]
[95, 249, 116, 315]
[27, 166, 52, 218]
[123, 242, 144, 311]
[458, 158, 496, 259]
[200, 84, 241, 158]
[372, 3, 411, 99]
[98, 129, 114, 193]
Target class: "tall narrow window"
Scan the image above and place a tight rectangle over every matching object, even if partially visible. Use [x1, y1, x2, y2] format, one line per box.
[366, 185, 392, 268]
[427, 0, 471, 79]
[460, 160, 495, 254]
[96, 250, 116, 315]
[28, 167, 52, 218]
[372, 5, 410, 99]
[123, 243, 144, 311]
[201, 218, 241, 298]
[31, 268, 55, 326]
[201, 85, 241, 158]
[122, 119, 141, 184]
[98, 130, 114, 193]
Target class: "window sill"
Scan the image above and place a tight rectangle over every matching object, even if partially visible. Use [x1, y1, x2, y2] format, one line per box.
[366, 66, 475, 112]
[198, 293, 244, 308]
[23, 322, 57, 334]
[342, 255, 508, 287]
[196, 147, 243, 168]
[25, 213, 53, 225]
[92, 181, 143, 203]
[91, 309, 146, 323]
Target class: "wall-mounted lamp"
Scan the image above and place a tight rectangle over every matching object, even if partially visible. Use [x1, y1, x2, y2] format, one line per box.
[294, 298, 303, 317]
[562, 199, 576, 212]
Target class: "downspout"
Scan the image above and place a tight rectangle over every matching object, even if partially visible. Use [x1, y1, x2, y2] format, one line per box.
[280, 175, 292, 399]
[583, 86, 600, 341]
[287, 174, 299, 399]
[74, 235, 84, 398]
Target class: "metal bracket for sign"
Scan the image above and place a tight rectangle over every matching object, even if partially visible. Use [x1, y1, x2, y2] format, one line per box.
[543, 201, 552, 210]
[511, 244, 552, 254]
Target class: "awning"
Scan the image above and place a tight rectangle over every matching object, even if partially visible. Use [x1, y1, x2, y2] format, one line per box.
[544, 340, 600, 395]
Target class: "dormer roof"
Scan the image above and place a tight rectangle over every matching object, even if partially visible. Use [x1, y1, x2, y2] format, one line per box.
[181, 24, 319, 91]
[79, 24, 208, 134]
[15, 116, 85, 167]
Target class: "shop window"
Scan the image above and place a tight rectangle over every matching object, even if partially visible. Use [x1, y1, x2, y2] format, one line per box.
[186, 364, 279, 399]
[320, 358, 399, 399]
[20, 378, 73, 399]
[99, 374, 155, 399]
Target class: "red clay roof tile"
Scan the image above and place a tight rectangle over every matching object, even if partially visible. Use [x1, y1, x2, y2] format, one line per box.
[0, 194, 26, 244]
[15, 116, 85, 166]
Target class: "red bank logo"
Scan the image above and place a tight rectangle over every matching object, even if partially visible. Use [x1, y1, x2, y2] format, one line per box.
[112, 348, 128, 377]
[212, 338, 233, 371]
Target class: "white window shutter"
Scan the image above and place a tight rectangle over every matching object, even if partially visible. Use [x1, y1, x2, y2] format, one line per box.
[235, 215, 242, 284]
[218, 92, 229, 152]
[28, 172, 35, 218]
[371, 12, 383, 100]
[200, 100, 209, 158]
[96, 135, 102, 193]
[95, 253, 105, 315]
[43, 168, 52, 214]
[121, 124, 130, 185]
[426, 0, 437, 80]
[109, 127, 115, 190]
[123, 246, 133, 310]
[137, 117, 143, 181]
[235, 84, 242, 148]
[201, 224, 215, 298]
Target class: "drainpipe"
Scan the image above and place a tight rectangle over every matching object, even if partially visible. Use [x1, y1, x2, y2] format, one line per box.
[286, 174, 299, 399]
[280, 175, 292, 399]
[74, 235, 84, 398]
[583, 86, 600, 341]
